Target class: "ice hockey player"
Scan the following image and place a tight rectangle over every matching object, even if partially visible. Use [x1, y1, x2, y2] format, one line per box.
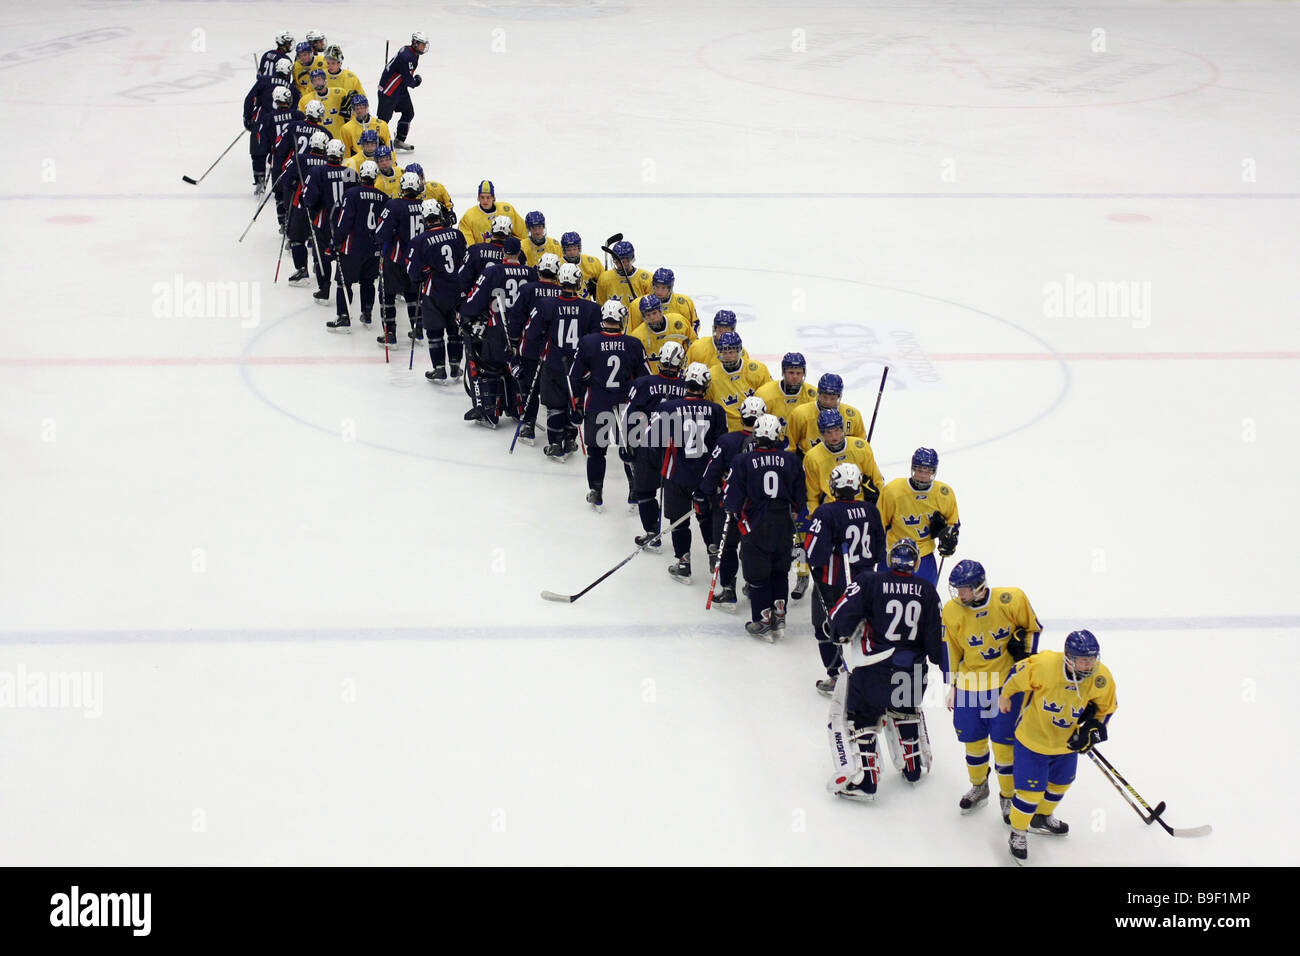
[461, 239, 534, 428]
[459, 215, 512, 301]
[943, 559, 1042, 825]
[560, 232, 603, 299]
[878, 447, 960, 586]
[803, 408, 886, 517]
[402, 163, 454, 221]
[338, 95, 391, 156]
[506, 253, 565, 440]
[623, 341, 688, 548]
[724, 414, 802, 640]
[292, 41, 324, 95]
[697, 396, 765, 611]
[997, 630, 1117, 864]
[378, 31, 426, 151]
[707, 331, 772, 431]
[281, 128, 329, 286]
[457, 180, 527, 247]
[519, 262, 599, 459]
[373, 171, 426, 346]
[297, 70, 348, 131]
[787, 373, 867, 455]
[520, 211, 563, 268]
[647, 268, 700, 333]
[804, 463, 886, 696]
[405, 199, 468, 377]
[371, 144, 405, 199]
[302, 139, 358, 305]
[755, 352, 818, 430]
[344, 129, 380, 172]
[243, 58, 295, 195]
[652, 363, 728, 584]
[597, 240, 653, 306]
[685, 309, 739, 369]
[259, 83, 300, 208]
[631, 295, 697, 375]
[325, 160, 387, 332]
[306, 29, 327, 56]
[825, 537, 943, 801]
[569, 300, 650, 510]
[322, 45, 365, 104]
[259, 30, 294, 77]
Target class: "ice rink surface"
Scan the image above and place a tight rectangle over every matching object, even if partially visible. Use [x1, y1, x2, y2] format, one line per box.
[1, 0, 1298, 865]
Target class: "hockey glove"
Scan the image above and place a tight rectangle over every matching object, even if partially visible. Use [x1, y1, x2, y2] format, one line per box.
[568, 399, 584, 427]
[1005, 627, 1031, 661]
[928, 511, 947, 537]
[410, 74, 423, 87]
[618, 444, 636, 464]
[861, 479, 880, 504]
[937, 525, 959, 557]
[691, 492, 708, 517]
[1067, 718, 1107, 753]
[244, 118, 257, 132]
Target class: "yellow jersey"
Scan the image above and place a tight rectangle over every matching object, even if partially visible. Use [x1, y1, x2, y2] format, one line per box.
[942, 588, 1042, 694]
[879, 477, 960, 558]
[523, 235, 563, 268]
[754, 380, 818, 432]
[344, 149, 379, 173]
[630, 291, 699, 333]
[421, 180, 454, 214]
[324, 67, 365, 102]
[803, 437, 885, 515]
[707, 358, 773, 431]
[787, 399, 866, 455]
[458, 202, 528, 247]
[597, 268, 652, 307]
[298, 85, 350, 131]
[293, 55, 327, 95]
[337, 115, 392, 156]
[632, 314, 697, 375]
[1001, 651, 1117, 755]
[373, 164, 406, 199]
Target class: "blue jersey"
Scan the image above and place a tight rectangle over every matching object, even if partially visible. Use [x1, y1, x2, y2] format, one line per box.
[375, 197, 425, 265]
[571, 332, 648, 414]
[828, 569, 943, 665]
[654, 396, 728, 489]
[804, 499, 886, 588]
[723, 448, 801, 531]
[259, 49, 285, 77]
[303, 162, 357, 227]
[699, 428, 755, 498]
[459, 242, 506, 295]
[332, 183, 388, 256]
[274, 119, 325, 186]
[408, 227, 468, 305]
[520, 294, 601, 370]
[289, 154, 326, 207]
[506, 279, 562, 341]
[463, 262, 537, 322]
[625, 373, 688, 450]
[378, 45, 419, 98]
[261, 107, 302, 165]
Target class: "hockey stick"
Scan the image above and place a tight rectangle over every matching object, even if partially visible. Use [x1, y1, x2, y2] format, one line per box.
[183, 128, 247, 185]
[509, 357, 544, 453]
[273, 224, 288, 282]
[704, 509, 732, 609]
[1086, 747, 1212, 838]
[600, 237, 639, 308]
[237, 163, 289, 242]
[377, 251, 390, 363]
[603, 232, 622, 271]
[866, 365, 889, 443]
[541, 511, 693, 603]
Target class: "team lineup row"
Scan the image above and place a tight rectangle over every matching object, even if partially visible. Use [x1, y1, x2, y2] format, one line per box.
[241, 29, 1122, 866]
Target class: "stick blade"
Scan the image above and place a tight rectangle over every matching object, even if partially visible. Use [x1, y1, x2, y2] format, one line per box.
[182, 176, 198, 185]
[1172, 824, 1213, 839]
[540, 590, 574, 603]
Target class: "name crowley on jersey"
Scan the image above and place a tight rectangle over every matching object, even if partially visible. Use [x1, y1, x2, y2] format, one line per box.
[50, 886, 151, 936]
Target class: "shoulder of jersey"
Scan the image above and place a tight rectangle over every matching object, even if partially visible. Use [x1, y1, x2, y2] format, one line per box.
[937, 481, 954, 496]
[851, 439, 867, 449]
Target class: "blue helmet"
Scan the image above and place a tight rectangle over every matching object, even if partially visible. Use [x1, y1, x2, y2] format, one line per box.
[310, 68, 327, 81]
[525, 210, 545, 228]
[653, 267, 675, 287]
[358, 129, 380, 146]
[351, 94, 368, 109]
[295, 41, 312, 55]
[948, 560, 987, 605]
[477, 179, 495, 196]
[561, 231, 581, 247]
[818, 373, 844, 396]
[716, 330, 742, 353]
[639, 294, 662, 314]
[912, 447, 939, 471]
[404, 162, 424, 177]
[1064, 630, 1101, 678]
[782, 351, 806, 370]
[712, 310, 737, 329]
[888, 538, 920, 573]
[611, 240, 635, 258]
[374, 144, 393, 160]
[817, 408, 844, 433]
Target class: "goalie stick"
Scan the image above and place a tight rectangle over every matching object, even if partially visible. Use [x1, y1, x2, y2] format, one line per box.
[541, 511, 693, 603]
[1087, 746, 1212, 838]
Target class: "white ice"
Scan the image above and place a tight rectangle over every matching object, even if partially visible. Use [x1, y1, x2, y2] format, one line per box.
[1, 0, 1297, 866]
